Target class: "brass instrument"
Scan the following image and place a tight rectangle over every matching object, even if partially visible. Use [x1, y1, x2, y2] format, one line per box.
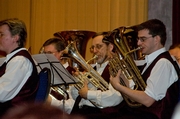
[54, 30, 96, 69]
[103, 26, 146, 107]
[50, 86, 69, 100]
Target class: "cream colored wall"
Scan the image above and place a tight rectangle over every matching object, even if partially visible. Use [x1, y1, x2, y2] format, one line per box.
[0, 0, 147, 60]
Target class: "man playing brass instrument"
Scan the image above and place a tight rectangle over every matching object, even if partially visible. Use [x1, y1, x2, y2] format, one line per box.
[110, 19, 180, 119]
[70, 32, 135, 119]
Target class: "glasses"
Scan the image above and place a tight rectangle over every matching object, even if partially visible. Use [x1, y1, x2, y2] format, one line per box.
[137, 36, 155, 42]
[90, 44, 104, 51]
[43, 51, 58, 54]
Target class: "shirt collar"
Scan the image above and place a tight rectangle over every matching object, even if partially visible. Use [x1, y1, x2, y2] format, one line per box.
[145, 47, 166, 65]
[5, 48, 27, 62]
[96, 61, 109, 70]
[63, 62, 69, 68]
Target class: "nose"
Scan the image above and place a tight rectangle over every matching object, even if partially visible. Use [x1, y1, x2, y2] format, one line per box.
[92, 47, 99, 54]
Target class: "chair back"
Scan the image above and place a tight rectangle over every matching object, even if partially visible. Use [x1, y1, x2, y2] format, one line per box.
[35, 67, 51, 102]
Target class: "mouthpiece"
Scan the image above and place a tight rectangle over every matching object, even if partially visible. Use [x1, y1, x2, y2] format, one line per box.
[93, 55, 98, 59]
[86, 55, 98, 64]
[137, 47, 142, 50]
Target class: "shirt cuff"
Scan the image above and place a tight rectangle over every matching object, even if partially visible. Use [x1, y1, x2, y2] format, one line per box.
[51, 96, 62, 106]
[87, 90, 99, 100]
[129, 79, 135, 89]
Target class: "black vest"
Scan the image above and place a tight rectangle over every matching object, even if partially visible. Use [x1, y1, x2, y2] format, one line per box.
[119, 51, 180, 119]
[140, 51, 180, 119]
[0, 50, 39, 116]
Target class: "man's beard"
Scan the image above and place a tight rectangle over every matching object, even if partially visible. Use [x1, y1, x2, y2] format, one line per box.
[97, 55, 108, 65]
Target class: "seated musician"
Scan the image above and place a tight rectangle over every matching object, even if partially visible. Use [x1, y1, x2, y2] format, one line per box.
[42, 37, 75, 114]
[0, 18, 39, 117]
[69, 32, 135, 119]
[110, 19, 180, 119]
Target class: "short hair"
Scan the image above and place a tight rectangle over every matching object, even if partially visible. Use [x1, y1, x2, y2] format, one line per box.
[43, 37, 66, 52]
[169, 44, 180, 50]
[92, 31, 110, 44]
[135, 19, 167, 46]
[0, 18, 27, 47]
[92, 31, 116, 52]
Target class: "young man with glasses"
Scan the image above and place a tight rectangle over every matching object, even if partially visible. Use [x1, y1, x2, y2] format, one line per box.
[110, 19, 180, 119]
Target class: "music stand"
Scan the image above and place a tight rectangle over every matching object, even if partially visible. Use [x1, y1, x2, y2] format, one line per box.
[32, 54, 78, 86]
[32, 54, 78, 113]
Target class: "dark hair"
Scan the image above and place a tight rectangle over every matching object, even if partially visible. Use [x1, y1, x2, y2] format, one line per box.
[0, 18, 27, 47]
[43, 37, 66, 52]
[92, 32, 110, 44]
[136, 19, 166, 46]
[92, 31, 116, 52]
[169, 44, 180, 50]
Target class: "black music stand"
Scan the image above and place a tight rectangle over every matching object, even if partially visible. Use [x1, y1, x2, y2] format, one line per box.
[32, 54, 78, 114]
[32, 54, 78, 86]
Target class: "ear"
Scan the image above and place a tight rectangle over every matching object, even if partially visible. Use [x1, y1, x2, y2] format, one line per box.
[154, 35, 161, 44]
[12, 35, 20, 43]
[108, 43, 114, 52]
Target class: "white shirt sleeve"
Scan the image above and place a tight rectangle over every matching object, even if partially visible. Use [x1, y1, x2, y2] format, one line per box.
[0, 56, 32, 102]
[87, 83, 123, 107]
[51, 96, 75, 114]
[144, 58, 178, 101]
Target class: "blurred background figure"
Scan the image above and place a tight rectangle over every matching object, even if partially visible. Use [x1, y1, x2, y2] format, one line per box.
[169, 44, 180, 64]
[1, 103, 86, 119]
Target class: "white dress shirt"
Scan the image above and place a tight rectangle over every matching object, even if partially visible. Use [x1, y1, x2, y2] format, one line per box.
[142, 47, 178, 101]
[0, 48, 33, 102]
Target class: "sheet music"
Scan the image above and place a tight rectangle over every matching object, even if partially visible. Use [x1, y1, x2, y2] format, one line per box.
[32, 54, 78, 86]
